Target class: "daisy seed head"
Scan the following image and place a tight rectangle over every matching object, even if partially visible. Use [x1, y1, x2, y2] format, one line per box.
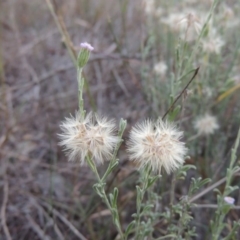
[127, 119, 188, 174]
[194, 114, 219, 135]
[59, 112, 118, 164]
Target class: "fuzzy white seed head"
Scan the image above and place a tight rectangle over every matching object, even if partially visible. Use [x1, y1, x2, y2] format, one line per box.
[178, 12, 202, 33]
[194, 114, 219, 135]
[127, 120, 188, 174]
[154, 61, 167, 77]
[59, 112, 118, 164]
[161, 10, 204, 41]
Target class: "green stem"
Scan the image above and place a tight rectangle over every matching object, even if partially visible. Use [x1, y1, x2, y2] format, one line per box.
[45, 0, 96, 111]
[169, 173, 176, 228]
[77, 68, 85, 116]
[101, 119, 127, 182]
[211, 128, 240, 239]
[178, 0, 220, 82]
[135, 164, 152, 240]
[86, 155, 125, 239]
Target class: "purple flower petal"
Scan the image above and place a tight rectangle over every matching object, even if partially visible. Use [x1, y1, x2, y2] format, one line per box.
[80, 42, 94, 51]
[224, 196, 235, 205]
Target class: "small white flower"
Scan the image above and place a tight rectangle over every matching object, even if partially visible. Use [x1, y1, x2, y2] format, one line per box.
[59, 112, 118, 164]
[80, 42, 94, 51]
[194, 114, 219, 135]
[154, 61, 167, 76]
[224, 196, 235, 205]
[127, 119, 188, 174]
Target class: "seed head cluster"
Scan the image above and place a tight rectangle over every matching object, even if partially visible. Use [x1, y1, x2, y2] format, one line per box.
[194, 114, 219, 135]
[127, 120, 188, 174]
[59, 112, 118, 164]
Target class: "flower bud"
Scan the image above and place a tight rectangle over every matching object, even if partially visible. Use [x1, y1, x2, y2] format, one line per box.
[78, 42, 94, 68]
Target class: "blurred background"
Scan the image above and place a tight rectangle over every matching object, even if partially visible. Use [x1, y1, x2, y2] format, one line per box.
[0, 0, 240, 239]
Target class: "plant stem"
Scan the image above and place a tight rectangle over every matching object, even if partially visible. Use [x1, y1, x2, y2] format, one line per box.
[86, 155, 125, 239]
[77, 68, 85, 116]
[169, 173, 176, 229]
[135, 164, 151, 240]
[45, 0, 96, 111]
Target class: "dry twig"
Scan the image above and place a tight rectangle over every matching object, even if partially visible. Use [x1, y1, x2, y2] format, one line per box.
[30, 198, 65, 240]
[26, 214, 52, 240]
[41, 201, 88, 240]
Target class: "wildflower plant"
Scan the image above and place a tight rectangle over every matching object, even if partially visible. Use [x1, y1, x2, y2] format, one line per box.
[59, 43, 127, 239]
[57, 0, 240, 238]
[1, 0, 240, 238]
[59, 42, 190, 239]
